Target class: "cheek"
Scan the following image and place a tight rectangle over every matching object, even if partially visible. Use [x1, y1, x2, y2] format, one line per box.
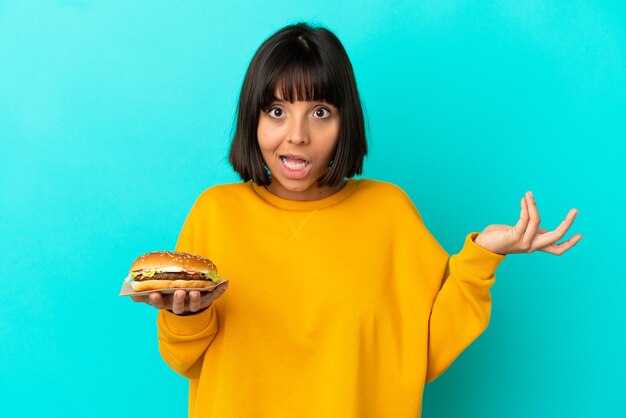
[320, 117, 340, 140]
[318, 122, 340, 148]
[257, 121, 282, 151]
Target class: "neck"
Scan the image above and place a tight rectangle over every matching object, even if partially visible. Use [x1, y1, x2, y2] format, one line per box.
[264, 179, 348, 201]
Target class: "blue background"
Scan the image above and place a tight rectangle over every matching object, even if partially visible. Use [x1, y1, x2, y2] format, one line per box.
[1, 1, 624, 417]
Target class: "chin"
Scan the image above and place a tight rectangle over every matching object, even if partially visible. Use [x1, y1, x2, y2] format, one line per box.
[280, 181, 314, 192]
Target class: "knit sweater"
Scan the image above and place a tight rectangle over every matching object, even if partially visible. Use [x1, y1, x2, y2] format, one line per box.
[156, 178, 506, 417]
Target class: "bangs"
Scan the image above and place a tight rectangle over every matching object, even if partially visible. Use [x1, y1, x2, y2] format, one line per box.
[259, 44, 340, 110]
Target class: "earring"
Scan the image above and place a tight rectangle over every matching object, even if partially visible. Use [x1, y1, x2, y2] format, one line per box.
[329, 159, 334, 167]
[263, 164, 271, 180]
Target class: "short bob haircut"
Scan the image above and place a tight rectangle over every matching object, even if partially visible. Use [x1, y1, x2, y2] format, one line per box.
[228, 22, 367, 187]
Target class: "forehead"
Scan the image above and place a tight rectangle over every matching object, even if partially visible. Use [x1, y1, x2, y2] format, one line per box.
[259, 60, 340, 110]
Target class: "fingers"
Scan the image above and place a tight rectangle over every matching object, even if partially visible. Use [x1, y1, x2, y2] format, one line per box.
[535, 208, 579, 248]
[183, 282, 230, 313]
[130, 292, 170, 310]
[171, 290, 187, 314]
[131, 282, 230, 314]
[542, 233, 583, 256]
[521, 191, 540, 250]
[513, 196, 530, 240]
[203, 282, 229, 306]
[534, 206, 582, 255]
[188, 290, 202, 312]
[131, 292, 167, 309]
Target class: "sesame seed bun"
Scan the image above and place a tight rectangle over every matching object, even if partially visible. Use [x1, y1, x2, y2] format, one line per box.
[131, 251, 217, 274]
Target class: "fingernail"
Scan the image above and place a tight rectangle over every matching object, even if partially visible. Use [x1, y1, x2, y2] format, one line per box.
[529, 191, 534, 199]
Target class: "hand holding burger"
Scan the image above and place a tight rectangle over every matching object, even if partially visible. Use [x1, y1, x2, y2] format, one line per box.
[128, 251, 229, 315]
[131, 286, 228, 315]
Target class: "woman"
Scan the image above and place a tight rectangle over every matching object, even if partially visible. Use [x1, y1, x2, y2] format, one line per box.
[132, 22, 581, 417]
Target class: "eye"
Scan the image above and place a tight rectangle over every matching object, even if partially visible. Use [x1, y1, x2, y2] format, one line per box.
[267, 107, 283, 118]
[314, 107, 331, 118]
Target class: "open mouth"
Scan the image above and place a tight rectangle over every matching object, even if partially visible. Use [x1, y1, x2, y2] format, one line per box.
[280, 156, 310, 170]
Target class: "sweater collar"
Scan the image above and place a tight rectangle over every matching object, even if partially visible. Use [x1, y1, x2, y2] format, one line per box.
[251, 179, 360, 211]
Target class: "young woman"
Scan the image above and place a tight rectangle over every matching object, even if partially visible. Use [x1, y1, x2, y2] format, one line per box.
[132, 22, 581, 418]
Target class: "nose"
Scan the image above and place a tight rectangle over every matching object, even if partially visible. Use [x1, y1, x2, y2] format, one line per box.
[287, 116, 309, 144]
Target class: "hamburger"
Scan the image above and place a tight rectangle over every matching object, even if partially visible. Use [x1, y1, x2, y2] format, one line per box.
[129, 251, 223, 292]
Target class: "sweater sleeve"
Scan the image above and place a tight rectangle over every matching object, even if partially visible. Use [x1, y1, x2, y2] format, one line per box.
[156, 194, 219, 380]
[425, 231, 506, 382]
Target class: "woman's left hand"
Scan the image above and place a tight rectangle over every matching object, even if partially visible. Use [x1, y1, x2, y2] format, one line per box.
[473, 191, 582, 256]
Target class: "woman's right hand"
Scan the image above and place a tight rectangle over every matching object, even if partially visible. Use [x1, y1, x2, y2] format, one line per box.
[131, 282, 229, 315]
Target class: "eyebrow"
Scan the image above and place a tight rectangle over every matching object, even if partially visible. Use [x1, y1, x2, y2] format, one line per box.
[271, 98, 334, 106]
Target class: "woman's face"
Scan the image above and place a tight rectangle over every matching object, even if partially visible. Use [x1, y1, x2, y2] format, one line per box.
[257, 91, 344, 201]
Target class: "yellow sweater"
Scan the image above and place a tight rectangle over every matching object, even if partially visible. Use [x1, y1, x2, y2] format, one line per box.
[156, 179, 505, 417]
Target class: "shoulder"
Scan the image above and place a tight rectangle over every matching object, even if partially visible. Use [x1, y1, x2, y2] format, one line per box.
[196, 181, 251, 200]
[188, 182, 253, 211]
[354, 178, 423, 219]
[355, 178, 416, 204]
[356, 178, 409, 196]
